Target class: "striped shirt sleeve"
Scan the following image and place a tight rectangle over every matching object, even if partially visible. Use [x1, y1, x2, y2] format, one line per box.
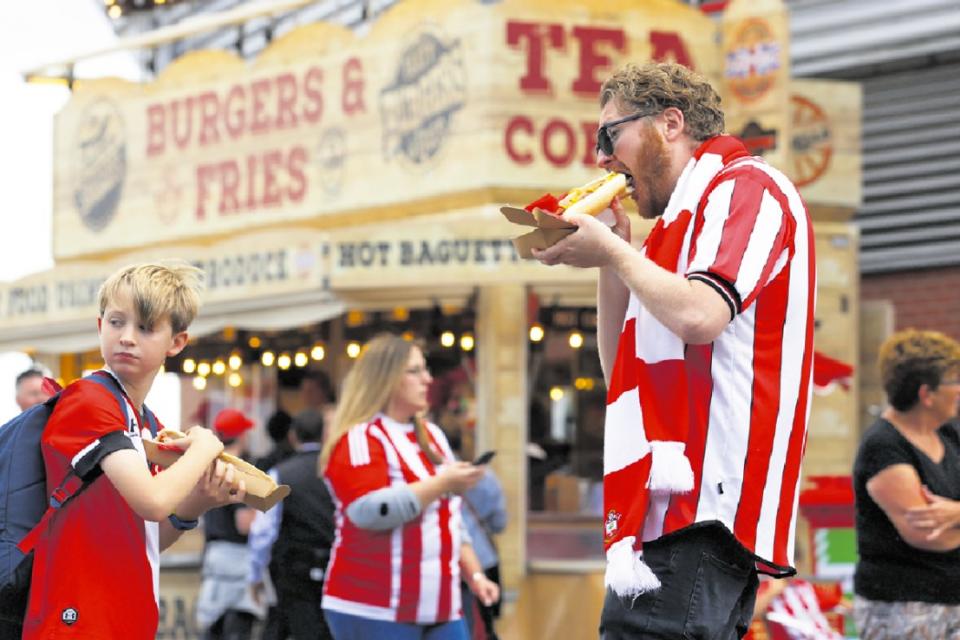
[687, 164, 795, 315]
[325, 424, 390, 507]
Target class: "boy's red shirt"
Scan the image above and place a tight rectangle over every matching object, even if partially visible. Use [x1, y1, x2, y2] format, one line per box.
[22, 373, 163, 639]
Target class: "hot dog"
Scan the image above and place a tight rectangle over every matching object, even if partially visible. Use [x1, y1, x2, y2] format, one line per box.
[524, 172, 629, 217]
[558, 172, 628, 216]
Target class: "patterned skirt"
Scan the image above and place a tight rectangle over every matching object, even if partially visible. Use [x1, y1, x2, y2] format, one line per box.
[854, 595, 960, 640]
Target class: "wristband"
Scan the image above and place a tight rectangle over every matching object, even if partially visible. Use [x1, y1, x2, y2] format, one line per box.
[471, 571, 485, 584]
[168, 513, 199, 531]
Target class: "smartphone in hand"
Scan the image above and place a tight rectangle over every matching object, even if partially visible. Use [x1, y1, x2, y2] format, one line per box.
[473, 450, 496, 465]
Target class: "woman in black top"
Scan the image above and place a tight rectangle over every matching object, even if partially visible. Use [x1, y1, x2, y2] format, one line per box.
[853, 329, 960, 639]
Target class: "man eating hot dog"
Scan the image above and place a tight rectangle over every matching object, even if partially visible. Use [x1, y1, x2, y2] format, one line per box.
[533, 62, 817, 640]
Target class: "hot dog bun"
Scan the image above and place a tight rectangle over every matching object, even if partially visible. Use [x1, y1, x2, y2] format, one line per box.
[558, 172, 627, 216]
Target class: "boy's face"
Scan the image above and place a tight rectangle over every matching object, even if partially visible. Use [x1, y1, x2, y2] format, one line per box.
[98, 286, 188, 386]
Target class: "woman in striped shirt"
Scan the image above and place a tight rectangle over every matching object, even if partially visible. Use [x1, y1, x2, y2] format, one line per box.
[319, 334, 499, 640]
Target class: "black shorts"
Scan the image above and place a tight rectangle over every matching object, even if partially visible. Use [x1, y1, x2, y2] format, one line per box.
[599, 522, 759, 640]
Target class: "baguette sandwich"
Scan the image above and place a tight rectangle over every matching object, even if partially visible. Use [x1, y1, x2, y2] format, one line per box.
[143, 428, 291, 512]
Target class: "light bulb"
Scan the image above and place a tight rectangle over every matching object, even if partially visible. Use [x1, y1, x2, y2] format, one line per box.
[529, 324, 544, 342]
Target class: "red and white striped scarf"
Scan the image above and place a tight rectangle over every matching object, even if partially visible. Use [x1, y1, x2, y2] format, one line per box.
[602, 136, 750, 597]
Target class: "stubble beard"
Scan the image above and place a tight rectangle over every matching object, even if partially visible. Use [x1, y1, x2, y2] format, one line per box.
[633, 125, 674, 220]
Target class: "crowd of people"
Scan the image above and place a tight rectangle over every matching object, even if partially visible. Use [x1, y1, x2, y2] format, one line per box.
[3, 58, 959, 640]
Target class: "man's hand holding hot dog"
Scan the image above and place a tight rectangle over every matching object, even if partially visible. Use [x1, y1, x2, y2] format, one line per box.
[533, 195, 632, 269]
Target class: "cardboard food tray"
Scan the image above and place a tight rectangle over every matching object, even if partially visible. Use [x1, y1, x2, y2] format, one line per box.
[143, 433, 291, 512]
[499, 206, 576, 259]
[500, 206, 616, 259]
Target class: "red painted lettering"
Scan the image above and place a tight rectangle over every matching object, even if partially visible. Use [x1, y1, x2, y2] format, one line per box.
[571, 26, 625, 96]
[503, 116, 600, 168]
[341, 58, 365, 115]
[302, 67, 324, 124]
[171, 97, 194, 150]
[287, 146, 307, 202]
[245, 154, 257, 210]
[580, 121, 599, 167]
[198, 91, 221, 146]
[195, 163, 217, 219]
[261, 150, 284, 207]
[506, 21, 565, 93]
[219, 160, 241, 214]
[504, 116, 534, 165]
[250, 79, 272, 134]
[649, 31, 693, 67]
[275, 73, 298, 129]
[224, 85, 246, 139]
[146, 104, 165, 156]
[542, 119, 576, 167]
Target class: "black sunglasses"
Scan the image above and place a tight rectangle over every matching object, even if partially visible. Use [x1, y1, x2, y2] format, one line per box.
[596, 111, 656, 156]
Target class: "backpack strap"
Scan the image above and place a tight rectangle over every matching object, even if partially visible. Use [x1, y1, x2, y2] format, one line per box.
[16, 371, 132, 555]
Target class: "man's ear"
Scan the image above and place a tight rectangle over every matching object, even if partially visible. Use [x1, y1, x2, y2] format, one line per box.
[661, 106, 686, 142]
[97, 317, 102, 334]
[167, 331, 189, 357]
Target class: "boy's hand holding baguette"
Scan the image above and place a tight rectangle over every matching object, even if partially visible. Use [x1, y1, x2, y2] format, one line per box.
[145, 428, 291, 512]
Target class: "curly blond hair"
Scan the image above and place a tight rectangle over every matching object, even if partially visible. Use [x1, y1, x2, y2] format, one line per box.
[878, 329, 960, 411]
[600, 62, 724, 141]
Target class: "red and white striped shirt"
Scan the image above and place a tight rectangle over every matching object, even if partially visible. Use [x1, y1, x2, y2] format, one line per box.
[604, 135, 815, 575]
[24, 373, 161, 639]
[322, 415, 464, 624]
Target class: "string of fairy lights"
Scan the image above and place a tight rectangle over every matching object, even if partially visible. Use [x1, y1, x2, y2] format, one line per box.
[163, 305, 597, 394]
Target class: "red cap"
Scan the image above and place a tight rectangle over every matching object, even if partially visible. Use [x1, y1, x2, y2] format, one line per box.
[214, 408, 254, 439]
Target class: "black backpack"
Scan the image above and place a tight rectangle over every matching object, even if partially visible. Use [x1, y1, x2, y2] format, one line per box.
[0, 371, 157, 627]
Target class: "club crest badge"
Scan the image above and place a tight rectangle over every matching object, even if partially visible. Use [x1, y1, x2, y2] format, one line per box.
[605, 509, 622, 539]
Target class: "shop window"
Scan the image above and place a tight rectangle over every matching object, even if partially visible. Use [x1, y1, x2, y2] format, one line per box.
[528, 305, 607, 563]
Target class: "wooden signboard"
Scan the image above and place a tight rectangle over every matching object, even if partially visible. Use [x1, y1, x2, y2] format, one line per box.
[328, 204, 597, 290]
[790, 79, 863, 214]
[0, 228, 330, 332]
[721, 0, 790, 171]
[52, 0, 717, 259]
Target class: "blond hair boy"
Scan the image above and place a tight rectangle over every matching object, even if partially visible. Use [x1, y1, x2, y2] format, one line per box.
[21, 262, 246, 639]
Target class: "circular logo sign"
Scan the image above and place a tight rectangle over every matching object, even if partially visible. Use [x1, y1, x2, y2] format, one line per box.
[315, 127, 346, 197]
[790, 94, 833, 187]
[73, 98, 127, 232]
[379, 27, 467, 171]
[725, 18, 782, 104]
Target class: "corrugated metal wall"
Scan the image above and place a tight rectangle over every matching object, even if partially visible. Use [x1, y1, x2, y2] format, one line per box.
[856, 62, 960, 273]
[789, 0, 960, 273]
